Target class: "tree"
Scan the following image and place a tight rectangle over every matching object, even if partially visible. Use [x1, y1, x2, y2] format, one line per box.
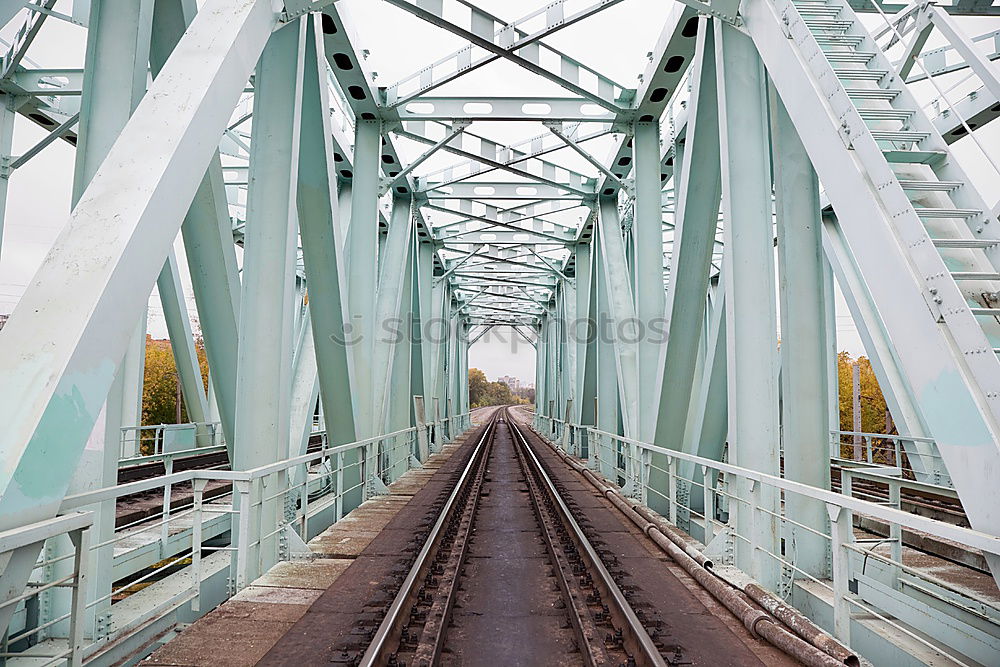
[467, 367, 528, 408]
[468, 367, 489, 407]
[142, 335, 210, 427]
[836, 352, 893, 461]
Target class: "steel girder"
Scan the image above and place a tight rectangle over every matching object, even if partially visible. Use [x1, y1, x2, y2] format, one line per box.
[233, 19, 304, 582]
[651, 21, 722, 460]
[745, 0, 1000, 581]
[715, 20, 782, 591]
[297, 15, 357, 449]
[772, 91, 832, 579]
[0, 0, 279, 630]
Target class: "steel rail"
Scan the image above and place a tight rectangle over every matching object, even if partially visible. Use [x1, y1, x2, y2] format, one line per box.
[506, 408, 615, 666]
[508, 412, 669, 667]
[358, 410, 500, 666]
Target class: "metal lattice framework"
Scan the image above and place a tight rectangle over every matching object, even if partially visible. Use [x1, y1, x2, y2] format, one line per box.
[1, 0, 1000, 663]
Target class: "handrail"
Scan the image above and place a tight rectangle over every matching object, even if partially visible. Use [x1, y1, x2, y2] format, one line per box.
[585, 426, 999, 556]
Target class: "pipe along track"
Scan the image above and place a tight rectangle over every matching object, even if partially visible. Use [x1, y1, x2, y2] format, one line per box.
[359, 407, 668, 667]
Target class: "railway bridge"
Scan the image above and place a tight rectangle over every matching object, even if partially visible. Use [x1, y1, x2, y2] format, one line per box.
[0, 0, 999, 665]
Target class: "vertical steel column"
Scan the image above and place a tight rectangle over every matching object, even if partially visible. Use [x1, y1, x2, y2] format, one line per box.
[547, 299, 560, 425]
[772, 92, 831, 578]
[536, 316, 548, 416]
[597, 195, 640, 440]
[447, 315, 462, 428]
[825, 258, 839, 452]
[296, 15, 356, 449]
[388, 221, 416, 436]
[429, 280, 449, 438]
[416, 241, 435, 401]
[716, 20, 781, 590]
[233, 19, 305, 580]
[409, 236, 428, 427]
[372, 195, 414, 434]
[633, 120, 666, 441]
[574, 241, 597, 432]
[594, 221, 621, 479]
[562, 276, 578, 421]
[458, 321, 470, 417]
[347, 118, 382, 437]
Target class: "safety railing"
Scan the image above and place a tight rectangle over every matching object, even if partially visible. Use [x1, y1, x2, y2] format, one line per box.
[540, 424, 1000, 664]
[830, 429, 952, 488]
[3, 414, 472, 664]
[534, 413, 589, 459]
[0, 512, 93, 667]
[120, 422, 223, 458]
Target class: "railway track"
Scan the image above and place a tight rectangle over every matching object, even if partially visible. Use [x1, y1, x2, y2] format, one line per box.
[361, 407, 668, 667]
[114, 433, 326, 528]
[829, 471, 966, 526]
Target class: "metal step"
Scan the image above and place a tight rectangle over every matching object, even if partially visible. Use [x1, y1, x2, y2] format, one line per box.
[827, 51, 876, 63]
[882, 149, 946, 165]
[870, 130, 930, 142]
[833, 67, 888, 81]
[845, 87, 900, 100]
[916, 208, 981, 219]
[897, 180, 963, 191]
[951, 272, 1000, 280]
[969, 308, 1000, 316]
[858, 108, 914, 122]
[805, 18, 855, 31]
[931, 239, 999, 249]
[797, 6, 842, 15]
[815, 35, 865, 47]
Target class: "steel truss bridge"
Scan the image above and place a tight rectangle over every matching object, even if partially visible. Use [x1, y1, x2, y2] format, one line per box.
[0, 0, 1000, 664]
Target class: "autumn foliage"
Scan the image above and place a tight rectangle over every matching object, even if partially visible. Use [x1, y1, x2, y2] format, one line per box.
[142, 335, 209, 427]
[468, 367, 530, 408]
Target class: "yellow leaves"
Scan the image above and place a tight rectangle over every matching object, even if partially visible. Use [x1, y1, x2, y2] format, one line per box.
[142, 335, 209, 427]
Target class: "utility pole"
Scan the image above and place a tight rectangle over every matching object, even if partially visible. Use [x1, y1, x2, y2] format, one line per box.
[852, 361, 861, 461]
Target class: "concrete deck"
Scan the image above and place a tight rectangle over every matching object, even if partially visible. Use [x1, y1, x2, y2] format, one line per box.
[142, 431, 478, 667]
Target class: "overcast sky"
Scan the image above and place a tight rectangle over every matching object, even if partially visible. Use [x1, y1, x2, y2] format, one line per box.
[0, 1, 998, 385]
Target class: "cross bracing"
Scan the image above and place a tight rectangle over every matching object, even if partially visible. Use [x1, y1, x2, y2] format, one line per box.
[0, 0, 999, 663]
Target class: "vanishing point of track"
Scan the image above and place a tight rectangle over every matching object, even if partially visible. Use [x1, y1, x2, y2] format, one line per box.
[360, 407, 667, 667]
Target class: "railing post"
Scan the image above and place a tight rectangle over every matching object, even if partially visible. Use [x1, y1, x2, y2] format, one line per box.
[161, 456, 174, 553]
[588, 429, 599, 471]
[335, 450, 344, 521]
[67, 526, 91, 667]
[667, 456, 678, 525]
[827, 503, 852, 645]
[889, 479, 902, 588]
[191, 478, 208, 612]
[299, 462, 310, 541]
[233, 480, 251, 593]
[747, 479, 762, 582]
[701, 465, 714, 544]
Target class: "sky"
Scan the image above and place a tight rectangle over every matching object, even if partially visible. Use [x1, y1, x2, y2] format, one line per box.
[0, 1, 998, 387]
